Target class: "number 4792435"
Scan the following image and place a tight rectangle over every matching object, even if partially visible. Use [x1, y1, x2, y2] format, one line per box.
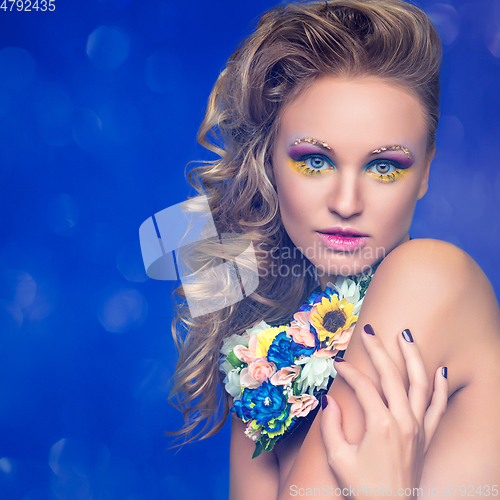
[0, 0, 56, 11]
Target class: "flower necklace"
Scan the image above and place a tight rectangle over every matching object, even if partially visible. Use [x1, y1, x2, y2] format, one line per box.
[219, 268, 377, 458]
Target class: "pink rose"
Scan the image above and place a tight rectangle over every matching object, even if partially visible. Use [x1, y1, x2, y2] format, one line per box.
[315, 326, 354, 358]
[330, 325, 354, 351]
[240, 358, 276, 388]
[248, 358, 276, 382]
[248, 334, 258, 353]
[287, 311, 316, 347]
[314, 348, 337, 358]
[270, 365, 301, 386]
[239, 368, 261, 388]
[288, 394, 319, 418]
[233, 344, 256, 364]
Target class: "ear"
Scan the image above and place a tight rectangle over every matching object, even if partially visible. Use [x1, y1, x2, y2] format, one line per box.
[417, 145, 435, 200]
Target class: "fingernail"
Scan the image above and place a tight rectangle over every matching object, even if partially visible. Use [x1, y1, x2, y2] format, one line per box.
[402, 329, 414, 343]
[334, 356, 345, 363]
[321, 395, 328, 409]
[364, 324, 375, 336]
[442, 366, 448, 379]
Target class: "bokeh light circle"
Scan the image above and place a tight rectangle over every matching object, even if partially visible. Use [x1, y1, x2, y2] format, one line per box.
[86, 26, 130, 71]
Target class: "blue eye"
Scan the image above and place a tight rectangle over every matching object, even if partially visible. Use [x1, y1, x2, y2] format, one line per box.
[365, 159, 407, 183]
[300, 154, 335, 172]
[365, 160, 399, 176]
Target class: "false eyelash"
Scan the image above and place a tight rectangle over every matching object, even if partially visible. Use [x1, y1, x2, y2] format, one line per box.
[371, 170, 406, 183]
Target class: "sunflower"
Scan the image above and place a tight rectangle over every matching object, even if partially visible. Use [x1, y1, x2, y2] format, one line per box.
[310, 295, 357, 344]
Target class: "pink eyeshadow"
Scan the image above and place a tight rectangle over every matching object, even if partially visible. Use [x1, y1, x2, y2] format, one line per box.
[287, 144, 327, 161]
[370, 151, 415, 168]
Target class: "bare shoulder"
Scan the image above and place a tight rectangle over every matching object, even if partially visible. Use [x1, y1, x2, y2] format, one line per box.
[279, 239, 500, 489]
[375, 238, 494, 302]
[353, 239, 500, 482]
[370, 238, 499, 336]
[377, 239, 500, 483]
[359, 238, 500, 390]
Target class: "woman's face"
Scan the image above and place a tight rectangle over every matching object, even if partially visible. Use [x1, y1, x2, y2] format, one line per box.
[273, 76, 434, 287]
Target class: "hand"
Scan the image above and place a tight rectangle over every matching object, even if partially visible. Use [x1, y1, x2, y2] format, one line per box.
[320, 325, 448, 499]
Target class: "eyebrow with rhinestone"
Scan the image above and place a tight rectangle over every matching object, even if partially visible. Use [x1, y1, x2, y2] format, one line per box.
[292, 137, 331, 150]
[370, 145, 412, 160]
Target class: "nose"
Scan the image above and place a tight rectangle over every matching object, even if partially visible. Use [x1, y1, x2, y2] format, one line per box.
[326, 170, 364, 219]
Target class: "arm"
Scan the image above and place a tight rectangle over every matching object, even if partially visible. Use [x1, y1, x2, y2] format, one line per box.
[320, 328, 448, 497]
[230, 414, 279, 500]
[278, 239, 500, 497]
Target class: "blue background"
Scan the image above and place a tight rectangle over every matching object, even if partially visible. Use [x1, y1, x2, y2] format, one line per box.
[0, 0, 499, 498]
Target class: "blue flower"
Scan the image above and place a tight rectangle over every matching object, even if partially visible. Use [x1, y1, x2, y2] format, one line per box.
[267, 332, 295, 369]
[299, 290, 321, 310]
[223, 271, 377, 455]
[232, 381, 289, 429]
[232, 392, 253, 422]
[290, 340, 315, 357]
[251, 382, 289, 428]
[300, 287, 339, 311]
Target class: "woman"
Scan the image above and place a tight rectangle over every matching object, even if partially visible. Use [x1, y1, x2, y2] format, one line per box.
[168, 0, 500, 497]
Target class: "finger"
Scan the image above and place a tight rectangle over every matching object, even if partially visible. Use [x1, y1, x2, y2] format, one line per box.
[360, 324, 410, 421]
[423, 366, 448, 452]
[319, 395, 352, 466]
[333, 357, 391, 430]
[398, 328, 430, 423]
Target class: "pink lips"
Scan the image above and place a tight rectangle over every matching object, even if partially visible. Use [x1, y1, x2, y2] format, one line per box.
[317, 227, 369, 251]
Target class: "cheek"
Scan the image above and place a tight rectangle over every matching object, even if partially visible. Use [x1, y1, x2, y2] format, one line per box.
[277, 187, 306, 229]
[275, 176, 320, 250]
[374, 186, 419, 237]
[275, 170, 309, 223]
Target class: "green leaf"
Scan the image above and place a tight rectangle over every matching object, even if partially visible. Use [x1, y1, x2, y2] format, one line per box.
[293, 379, 301, 396]
[263, 438, 276, 452]
[226, 351, 245, 369]
[252, 442, 263, 459]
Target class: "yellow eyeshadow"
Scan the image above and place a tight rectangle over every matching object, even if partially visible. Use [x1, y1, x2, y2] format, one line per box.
[286, 157, 332, 176]
[286, 157, 409, 181]
[365, 168, 409, 183]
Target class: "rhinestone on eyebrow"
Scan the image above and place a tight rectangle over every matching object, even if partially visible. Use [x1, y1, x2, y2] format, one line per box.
[371, 145, 412, 159]
[292, 137, 331, 150]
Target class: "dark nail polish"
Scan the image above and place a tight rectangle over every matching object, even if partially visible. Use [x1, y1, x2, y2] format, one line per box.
[442, 367, 448, 379]
[364, 324, 375, 336]
[321, 395, 328, 410]
[402, 329, 414, 343]
[334, 356, 345, 363]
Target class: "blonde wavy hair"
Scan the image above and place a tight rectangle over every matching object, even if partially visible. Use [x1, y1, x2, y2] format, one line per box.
[168, 0, 442, 443]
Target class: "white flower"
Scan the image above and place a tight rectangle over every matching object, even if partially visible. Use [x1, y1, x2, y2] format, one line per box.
[219, 359, 233, 375]
[246, 320, 272, 338]
[329, 277, 364, 315]
[220, 334, 247, 355]
[296, 355, 337, 394]
[223, 370, 242, 399]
